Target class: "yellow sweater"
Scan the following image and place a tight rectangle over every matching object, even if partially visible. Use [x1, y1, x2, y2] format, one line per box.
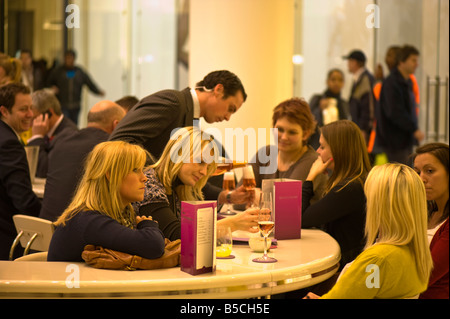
[322, 244, 427, 299]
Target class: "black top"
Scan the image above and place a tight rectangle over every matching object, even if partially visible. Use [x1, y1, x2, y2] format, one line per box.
[47, 210, 166, 262]
[47, 66, 103, 110]
[302, 180, 366, 268]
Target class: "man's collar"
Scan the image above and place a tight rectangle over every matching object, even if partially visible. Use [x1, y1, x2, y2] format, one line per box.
[190, 88, 201, 119]
[47, 114, 64, 138]
[353, 67, 366, 83]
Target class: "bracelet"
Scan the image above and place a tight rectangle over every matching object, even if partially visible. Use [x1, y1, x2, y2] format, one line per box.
[226, 191, 232, 204]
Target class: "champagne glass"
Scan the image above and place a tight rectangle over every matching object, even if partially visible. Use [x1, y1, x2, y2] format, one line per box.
[242, 166, 256, 208]
[252, 193, 277, 263]
[221, 171, 236, 215]
[216, 226, 234, 259]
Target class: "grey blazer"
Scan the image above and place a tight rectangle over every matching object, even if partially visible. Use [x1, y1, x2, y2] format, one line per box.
[109, 88, 194, 160]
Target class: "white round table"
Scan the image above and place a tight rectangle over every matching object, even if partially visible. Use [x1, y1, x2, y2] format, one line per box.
[0, 229, 340, 298]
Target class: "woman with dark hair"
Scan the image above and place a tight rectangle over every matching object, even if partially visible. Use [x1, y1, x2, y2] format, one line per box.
[413, 142, 449, 299]
[302, 120, 372, 268]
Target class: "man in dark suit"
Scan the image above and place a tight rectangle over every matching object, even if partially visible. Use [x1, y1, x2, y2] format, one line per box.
[109, 70, 247, 161]
[39, 100, 126, 222]
[27, 89, 79, 177]
[0, 83, 41, 260]
[109, 70, 247, 201]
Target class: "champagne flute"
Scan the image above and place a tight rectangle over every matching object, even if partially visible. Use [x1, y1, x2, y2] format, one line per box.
[216, 226, 234, 259]
[221, 171, 236, 215]
[252, 193, 277, 263]
[242, 166, 256, 208]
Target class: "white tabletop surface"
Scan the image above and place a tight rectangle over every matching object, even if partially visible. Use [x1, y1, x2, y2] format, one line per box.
[0, 229, 340, 299]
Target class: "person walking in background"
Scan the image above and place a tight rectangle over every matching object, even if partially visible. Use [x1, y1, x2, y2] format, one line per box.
[376, 45, 424, 166]
[46, 49, 105, 125]
[343, 49, 376, 146]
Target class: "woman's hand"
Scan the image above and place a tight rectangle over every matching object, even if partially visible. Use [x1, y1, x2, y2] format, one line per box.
[218, 185, 253, 205]
[303, 292, 320, 299]
[306, 156, 333, 182]
[219, 207, 259, 233]
[136, 215, 157, 225]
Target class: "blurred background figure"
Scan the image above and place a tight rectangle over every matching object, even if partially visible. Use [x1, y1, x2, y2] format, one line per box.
[343, 49, 376, 148]
[19, 49, 46, 92]
[115, 95, 139, 113]
[46, 49, 105, 125]
[309, 68, 350, 149]
[376, 45, 424, 166]
[0, 53, 22, 86]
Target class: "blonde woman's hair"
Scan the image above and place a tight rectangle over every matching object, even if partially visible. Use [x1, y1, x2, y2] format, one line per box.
[152, 126, 218, 201]
[321, 120, 372, 194]
[0, 56, 22, 84]
[54, 141, 148, 228]
[364, 163, 433, 283]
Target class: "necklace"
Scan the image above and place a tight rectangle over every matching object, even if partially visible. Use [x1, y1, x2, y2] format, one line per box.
[278, 145, 308, 172]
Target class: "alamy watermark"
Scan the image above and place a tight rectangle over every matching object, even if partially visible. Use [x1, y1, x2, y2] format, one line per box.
[365, 264, 380, 289]
[65, 264, 80, 288]
[169, 121, 279, 175]
[66, 4, 80, 29]
[366, 4, 380, 29]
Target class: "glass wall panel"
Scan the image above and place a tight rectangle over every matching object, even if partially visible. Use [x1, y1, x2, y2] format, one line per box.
[294, 0, 449, 144]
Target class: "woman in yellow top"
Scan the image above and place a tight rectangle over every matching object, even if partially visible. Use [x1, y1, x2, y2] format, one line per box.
[306, 163, 433, 299]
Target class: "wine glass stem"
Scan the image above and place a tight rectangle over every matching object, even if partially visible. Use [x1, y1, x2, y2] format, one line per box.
[263, 234, 268, 259]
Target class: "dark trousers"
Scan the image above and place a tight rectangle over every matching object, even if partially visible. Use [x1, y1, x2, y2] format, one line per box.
[385, 147, 413, 167]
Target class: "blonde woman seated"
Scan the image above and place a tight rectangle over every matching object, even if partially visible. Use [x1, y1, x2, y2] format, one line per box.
[133, 127, 259, 241]
[305, 163, 433, 299]
[47, 141, 166, 262]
